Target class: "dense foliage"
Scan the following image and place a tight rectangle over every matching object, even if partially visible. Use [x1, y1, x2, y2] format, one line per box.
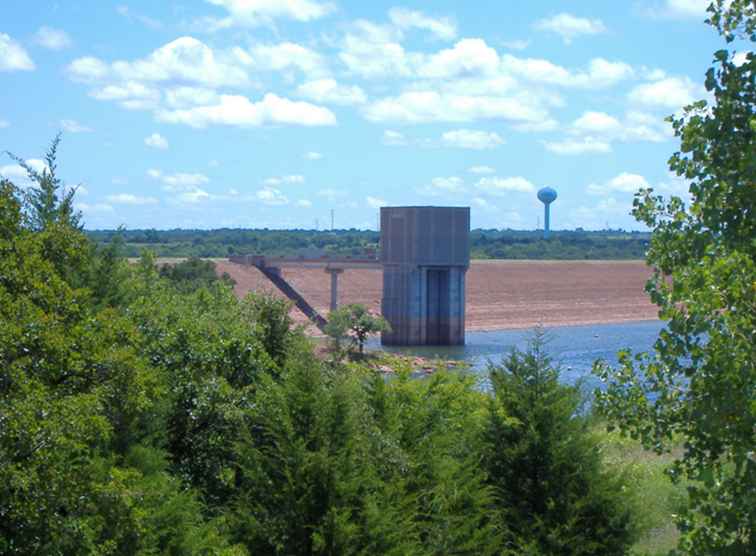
[595, 1, 755, 553]
[324, 304, 391, 355]
[87, 227, 650, 260]
[1, 140, 645, 554]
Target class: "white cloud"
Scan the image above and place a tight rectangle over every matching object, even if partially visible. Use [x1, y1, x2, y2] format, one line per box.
[366, 195, 387, 208]
[106, 193, 159, 205]
[665, 0, 712, 21]
[205, 0, 334, 28]
[68, 37, 249, 88]
[468, 165, 495, 175]
[544, 136, 612, 155]
[628, 76, 700, 109]
[364, 90, 549, 124]
[242, 42, 327, 77]
[564, 110, 672, 147]
[339, 20, 413, 79]
[297, 199, 313, 207]
[416, 38, 501, 79]
[0, 119, 9, 128]
[0, 159, 47, 187]
[572, 111, 622, 134]
[67, 56, 110, 82]
[501, 39, 530, 50]
[441, 129, 504, 150]
[257, 187, 289, 205]
[502, 55, 633, 88]
[297, 79, 367, 105]
[0, 33, 34, 71]
[34, 27, 72, 50]
[264, 175, 304, 186]
[304, 151, 323, 160]
[388, 7, 457, 40]
[733, 51, 752, 66]
[90, 81, 161, 110]
[383, 130, 408, 146]
[60, 119, 93, 133]
[534, 13, 607, 44]
[144, 132, 169, 149]
[148, 168, 209, 189]
[431, 176, 465, 193]
[164, 87, 219, 109]
[586, 172, 651, 195]
[476, 176, 536, 194]
[157, 93, 336, 128]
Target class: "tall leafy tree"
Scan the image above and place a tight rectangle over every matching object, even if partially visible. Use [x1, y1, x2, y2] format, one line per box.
[594, 1, 755, 552]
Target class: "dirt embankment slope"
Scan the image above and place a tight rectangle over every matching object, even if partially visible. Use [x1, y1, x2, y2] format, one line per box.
[214, 260, 658, 331]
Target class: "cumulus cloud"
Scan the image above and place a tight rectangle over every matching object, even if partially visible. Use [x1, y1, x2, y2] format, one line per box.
[60, 119, 93, 133]
[297, 79, 367, 105]
[388, 7, 457, 40]
[441, 129, 504, 150]
[628, 76, 700, 109]
[543, 136, 612, 155]
[339, 20, 413, 79]
[34, 26, 72, 50]
[304, 151, 323, 160]
[256, 186, 289, 205]
[297, 199, 313, 207]
[157, 93, 336, 128]
[148, 168, 209, 189]
[534, 13, 607, 44]
[106, 193, 159, 205]
[586, 172, 651, 195]
[502, 55, 633, 88]
[69, 37, 249, 88]
[476, 176, 536, 194]
[501, 39, 530, 51]
[0, 33, 34, 71]
[644, 0, 711, 19]
[205, 0, 334, 28]
[145, 132, 169, 149]
[364, 90, 549, 124]
[0, 159, 47, 186]
[561, 110, 672, 148]
[239, 42, 327, 77]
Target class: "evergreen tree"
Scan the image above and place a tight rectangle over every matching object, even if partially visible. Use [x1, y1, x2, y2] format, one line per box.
[482, 333, 638, 554]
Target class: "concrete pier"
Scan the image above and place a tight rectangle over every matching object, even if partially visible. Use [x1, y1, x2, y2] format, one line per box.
[326, 268, 343, 311]
[380, 206, 470, 346]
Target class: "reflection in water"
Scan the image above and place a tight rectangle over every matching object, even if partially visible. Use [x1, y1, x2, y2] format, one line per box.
[368, 320, 665, 390]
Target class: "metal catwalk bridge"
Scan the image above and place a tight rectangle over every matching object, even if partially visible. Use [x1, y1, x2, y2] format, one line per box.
[228, 255, 381, 331]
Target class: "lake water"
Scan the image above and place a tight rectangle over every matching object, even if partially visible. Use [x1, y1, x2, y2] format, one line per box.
[369, 320, 665, 389]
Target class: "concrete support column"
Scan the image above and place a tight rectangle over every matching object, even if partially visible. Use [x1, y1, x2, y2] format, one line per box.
[325, 268, 344, 311]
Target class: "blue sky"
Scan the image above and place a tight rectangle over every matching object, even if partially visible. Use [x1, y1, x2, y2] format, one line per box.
[0, 0, 745, 230]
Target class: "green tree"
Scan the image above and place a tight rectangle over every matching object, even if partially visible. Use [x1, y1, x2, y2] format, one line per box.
[325, 304, 390, 356]
[483, 334, 639, 554]
[594, 1, 755, 552]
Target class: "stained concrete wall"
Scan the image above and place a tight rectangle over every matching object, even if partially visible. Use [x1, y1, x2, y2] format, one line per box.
[380, 207, 469, 346]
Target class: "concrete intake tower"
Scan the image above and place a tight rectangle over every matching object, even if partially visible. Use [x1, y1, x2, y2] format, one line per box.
[380, 206, 470, 346]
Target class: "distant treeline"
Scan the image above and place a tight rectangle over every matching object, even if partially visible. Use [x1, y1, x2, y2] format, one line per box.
[86, 228, 651, 260]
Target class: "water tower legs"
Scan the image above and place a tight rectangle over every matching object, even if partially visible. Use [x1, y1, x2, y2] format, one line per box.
[325, 268, 344, 311]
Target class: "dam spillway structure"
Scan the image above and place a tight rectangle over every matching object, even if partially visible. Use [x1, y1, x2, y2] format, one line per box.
[537, 187, 558, 239]
[380, 206, 470, 346]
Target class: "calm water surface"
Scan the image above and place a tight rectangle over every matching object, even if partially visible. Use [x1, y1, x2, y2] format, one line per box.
[369, 320, 665, 388]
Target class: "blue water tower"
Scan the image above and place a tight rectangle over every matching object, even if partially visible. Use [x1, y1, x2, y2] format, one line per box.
[537, 187, 558, 239]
